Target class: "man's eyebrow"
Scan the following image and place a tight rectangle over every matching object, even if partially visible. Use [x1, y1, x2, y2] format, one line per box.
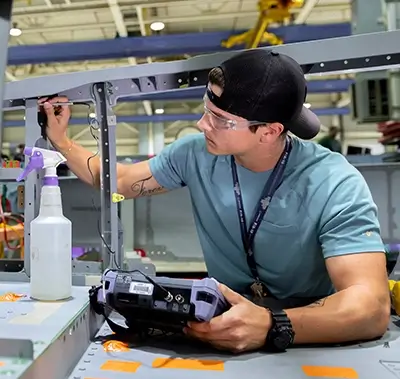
[211, 108, 225, 118]
[207, 104, 225, 118]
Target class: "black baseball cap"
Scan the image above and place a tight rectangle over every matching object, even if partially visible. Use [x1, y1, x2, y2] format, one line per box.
[206, 49, 321, 139]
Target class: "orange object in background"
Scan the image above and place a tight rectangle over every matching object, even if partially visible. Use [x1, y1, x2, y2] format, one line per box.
[1, 160, 20, 168]
[103, 340, 130, 352]
[0, 292, 26, 302]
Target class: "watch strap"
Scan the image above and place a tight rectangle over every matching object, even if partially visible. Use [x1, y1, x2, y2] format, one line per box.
[265, 308, 294, 351]
[269, 308, 292, 327]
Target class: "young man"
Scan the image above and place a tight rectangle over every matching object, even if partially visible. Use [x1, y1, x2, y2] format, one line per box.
[41, 49, 390, 353]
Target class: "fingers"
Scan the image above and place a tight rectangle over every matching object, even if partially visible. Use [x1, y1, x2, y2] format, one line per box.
[38, 96, 69, 104]
[218, 283, 245, 305]
[184, 324, 243, 353]
[41, 102, 58, 124]
[39, 96, 71, 121]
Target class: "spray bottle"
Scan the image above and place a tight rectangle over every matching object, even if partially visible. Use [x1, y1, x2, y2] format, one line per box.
[17, 147, 72, 301]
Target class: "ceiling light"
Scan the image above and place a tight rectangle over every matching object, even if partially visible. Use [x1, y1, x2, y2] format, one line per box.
[150, 21, 165, 32]
[155, 108, 164, 114]
[9, 26, 22, 37]
[304, 103, 311, 108]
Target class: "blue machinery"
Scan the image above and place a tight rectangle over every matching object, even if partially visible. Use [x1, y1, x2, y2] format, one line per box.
[1, 0, 400, 376]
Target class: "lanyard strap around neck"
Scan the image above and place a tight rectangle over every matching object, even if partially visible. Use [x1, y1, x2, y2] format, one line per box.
[231, 137, 292, 282]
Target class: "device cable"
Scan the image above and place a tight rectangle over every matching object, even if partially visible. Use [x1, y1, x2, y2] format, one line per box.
[83, 107, 173, 302]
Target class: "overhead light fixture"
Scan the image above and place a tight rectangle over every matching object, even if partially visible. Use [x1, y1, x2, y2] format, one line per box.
[155, 108, 164, 114]
[150, 21, 165, 32]
[9, 23, 22, 37]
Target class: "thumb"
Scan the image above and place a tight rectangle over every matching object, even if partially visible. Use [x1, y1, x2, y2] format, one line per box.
[218, 283, 244, 305]
[42, 102, 58, 124]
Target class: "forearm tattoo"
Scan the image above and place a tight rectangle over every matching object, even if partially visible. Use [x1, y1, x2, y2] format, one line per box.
[130, 175, 164, 197]
[306, 298, 327, 308]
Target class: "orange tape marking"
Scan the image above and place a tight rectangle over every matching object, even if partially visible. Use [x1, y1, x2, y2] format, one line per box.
[302, 365, 358, 378]
[102, 340, 130, 352]
[152, 358, 225, 371]
[0, 293, 26, 302]
[100, 360, 141, 373]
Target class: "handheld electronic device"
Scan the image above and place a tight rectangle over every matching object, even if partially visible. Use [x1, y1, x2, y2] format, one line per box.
[89, 269, 229, 336]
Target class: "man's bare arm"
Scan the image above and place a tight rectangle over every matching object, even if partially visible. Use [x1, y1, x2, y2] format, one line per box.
[285, 252, 391, 344]
[53, 138, 167, 199]
[117, 162, 167, 199]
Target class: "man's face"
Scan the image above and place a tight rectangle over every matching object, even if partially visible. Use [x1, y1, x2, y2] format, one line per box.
[197, 84, 261, 156]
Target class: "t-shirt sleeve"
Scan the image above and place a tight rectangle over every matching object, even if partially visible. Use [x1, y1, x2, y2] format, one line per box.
[148, 135, 194, 190]
[317, 168, 385, 259]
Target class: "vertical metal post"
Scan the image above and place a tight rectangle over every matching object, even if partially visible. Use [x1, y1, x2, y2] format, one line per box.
[386, 1, 400, 121]
[0, 1, 13, 132]
[23, 99, 43, 277]
[153, 123, 165, 154]
[92, 82, 121, 270]
[138, 127, 149, 155]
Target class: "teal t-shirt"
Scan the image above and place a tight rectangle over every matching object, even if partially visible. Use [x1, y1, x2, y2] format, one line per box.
[149, 134, 385, 299]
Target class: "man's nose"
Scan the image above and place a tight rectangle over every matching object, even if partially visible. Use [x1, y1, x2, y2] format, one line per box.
[197, 114, 212, 132]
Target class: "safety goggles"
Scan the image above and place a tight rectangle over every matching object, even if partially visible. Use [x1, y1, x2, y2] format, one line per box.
[203, 94, 265, 131]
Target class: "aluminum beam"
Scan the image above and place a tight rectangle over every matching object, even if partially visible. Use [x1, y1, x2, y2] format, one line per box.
[3, 30, 400, 111]
[0, 78, 354, 110]
[122, 79, 355, 102]
[6, 23, 351, 66]
[0, 0, 12, 130]
[3, 107, 350, 128]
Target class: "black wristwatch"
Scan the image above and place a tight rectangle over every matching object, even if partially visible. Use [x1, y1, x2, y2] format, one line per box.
[264, 308, 295, 352]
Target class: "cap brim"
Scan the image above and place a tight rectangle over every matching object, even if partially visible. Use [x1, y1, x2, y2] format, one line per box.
[285, 106, 321, 140]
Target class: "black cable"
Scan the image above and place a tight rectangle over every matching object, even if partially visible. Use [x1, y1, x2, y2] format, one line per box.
[83, 107, 173, 302]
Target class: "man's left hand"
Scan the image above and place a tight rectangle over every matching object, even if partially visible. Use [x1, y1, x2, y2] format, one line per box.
[184, 283, 272, 353]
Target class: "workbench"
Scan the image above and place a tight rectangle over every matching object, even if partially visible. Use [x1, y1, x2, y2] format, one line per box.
[0, 282, 399, 379]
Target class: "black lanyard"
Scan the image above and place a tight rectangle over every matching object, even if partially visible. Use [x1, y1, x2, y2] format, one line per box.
[231, 137, 292, 288]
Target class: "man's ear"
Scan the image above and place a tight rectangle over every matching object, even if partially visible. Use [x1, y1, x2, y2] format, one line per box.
[259, 122, 284, 143]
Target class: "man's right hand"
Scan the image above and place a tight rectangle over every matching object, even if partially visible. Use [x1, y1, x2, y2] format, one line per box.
[38, 96, 71, 148]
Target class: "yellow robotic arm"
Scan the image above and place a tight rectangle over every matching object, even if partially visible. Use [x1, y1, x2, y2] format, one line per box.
[222, 0, 304, 49]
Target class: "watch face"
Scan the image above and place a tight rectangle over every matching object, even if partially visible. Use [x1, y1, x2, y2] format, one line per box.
[273, 326, 294, 350]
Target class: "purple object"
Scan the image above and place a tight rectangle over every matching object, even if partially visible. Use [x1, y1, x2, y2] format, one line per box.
[71, 247, 86, 259]
[191, 278, 228, 321]
[24, 147, 33, 156]
[43, 176, 58, 186]
[98, 271, 228, 322]
[16, 149, 44, 182]
[388, 244, 400, 252]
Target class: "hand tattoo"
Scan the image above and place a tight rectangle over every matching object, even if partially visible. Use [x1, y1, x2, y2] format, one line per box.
[130, 175, 164, 197]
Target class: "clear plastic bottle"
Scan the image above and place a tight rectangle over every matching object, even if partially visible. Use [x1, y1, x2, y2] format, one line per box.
[17, 147, 72, 301]
[30, 183, 72, 301]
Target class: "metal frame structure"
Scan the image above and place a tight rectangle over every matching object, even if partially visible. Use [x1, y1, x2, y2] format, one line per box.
[0, 1, 12, 129]
[1, 29, 400, 284]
